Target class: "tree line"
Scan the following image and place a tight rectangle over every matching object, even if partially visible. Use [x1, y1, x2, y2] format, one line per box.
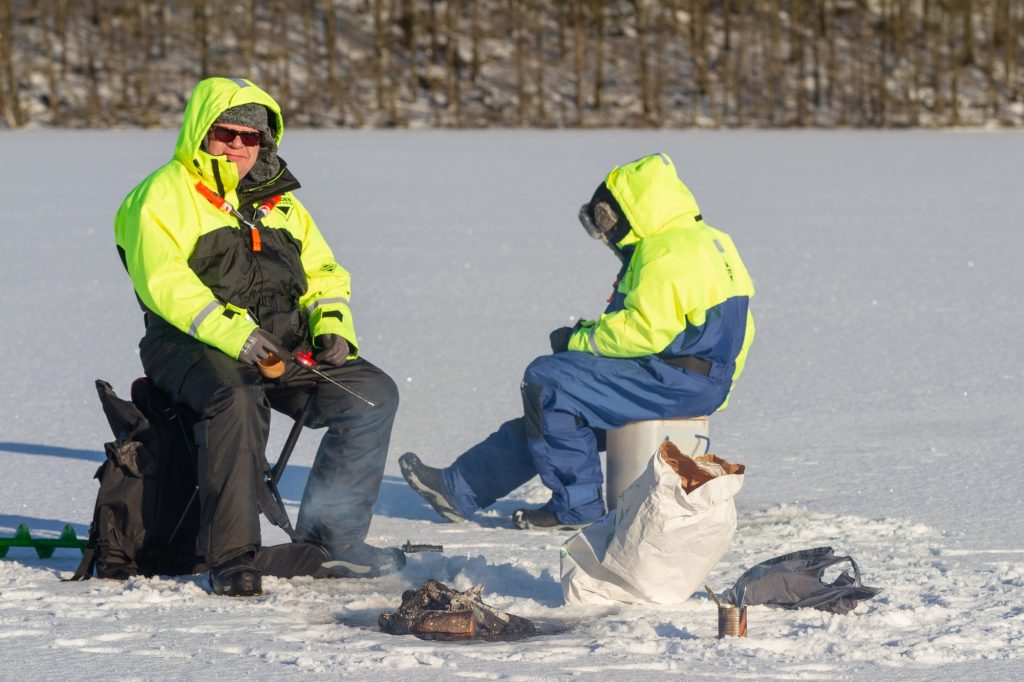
[1, 0, 1022, 129]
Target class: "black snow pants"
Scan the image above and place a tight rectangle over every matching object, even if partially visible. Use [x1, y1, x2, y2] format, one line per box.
[141, 332, 399, 568]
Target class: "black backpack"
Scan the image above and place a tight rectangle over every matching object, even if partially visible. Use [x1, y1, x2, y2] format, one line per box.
[72, 379, 201, 580]
[72, 378, 333, 582]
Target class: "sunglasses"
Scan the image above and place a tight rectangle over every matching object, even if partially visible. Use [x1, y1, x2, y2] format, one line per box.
[209, 125, 261, 147]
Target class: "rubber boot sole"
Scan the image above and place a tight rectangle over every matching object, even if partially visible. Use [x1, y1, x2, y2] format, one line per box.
[512, 509, 591, 532]
[399, 453, 466, 523]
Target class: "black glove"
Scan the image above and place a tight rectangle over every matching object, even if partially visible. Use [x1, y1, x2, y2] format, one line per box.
[314, 333, 350, 366]
[238, 329, 286, 365]
[549, 325, 579, 354]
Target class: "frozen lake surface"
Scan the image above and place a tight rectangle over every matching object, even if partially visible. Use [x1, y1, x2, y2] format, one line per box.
[1, 128, 1022, 680]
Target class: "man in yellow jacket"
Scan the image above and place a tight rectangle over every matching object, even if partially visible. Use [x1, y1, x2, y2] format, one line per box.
[115, 77, 401, 595]
[401, 153, 754, 530]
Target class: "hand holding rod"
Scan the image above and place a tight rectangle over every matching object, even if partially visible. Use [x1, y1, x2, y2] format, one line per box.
[262, 350, 376, 407]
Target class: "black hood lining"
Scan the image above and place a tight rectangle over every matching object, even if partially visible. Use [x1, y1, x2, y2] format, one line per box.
[586, 183, 632, 246]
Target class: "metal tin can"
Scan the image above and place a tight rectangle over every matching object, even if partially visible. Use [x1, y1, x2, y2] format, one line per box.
[717, 605, 748, 638]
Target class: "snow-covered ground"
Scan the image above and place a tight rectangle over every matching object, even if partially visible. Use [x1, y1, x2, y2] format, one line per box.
[1, 129, 1022, 680]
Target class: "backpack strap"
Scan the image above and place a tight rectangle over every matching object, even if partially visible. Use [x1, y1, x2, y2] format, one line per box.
[67, 511, 101, 581]
[66, 450, 112, 582]
[68, 544, 97, 581]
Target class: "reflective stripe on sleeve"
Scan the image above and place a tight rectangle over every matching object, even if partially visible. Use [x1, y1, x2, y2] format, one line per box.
[189, 300, 222, 337]
[306, 296, 350, 315]
[587, 328, 603, 356]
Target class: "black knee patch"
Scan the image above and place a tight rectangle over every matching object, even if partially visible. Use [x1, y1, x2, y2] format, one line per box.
[522, 381, 543, 440]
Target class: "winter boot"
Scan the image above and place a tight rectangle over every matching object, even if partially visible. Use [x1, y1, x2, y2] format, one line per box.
[512, 508, 591, 532]
[398, 452, 466, 523]
[320, 540, 407, 579]
[209, 552, 262, 597]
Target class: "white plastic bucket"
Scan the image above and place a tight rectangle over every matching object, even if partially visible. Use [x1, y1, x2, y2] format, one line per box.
[605, 417, 710, 509]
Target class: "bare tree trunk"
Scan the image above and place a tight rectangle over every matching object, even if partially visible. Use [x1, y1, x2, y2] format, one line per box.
[984, 0, 998, 119]
[533, 0, 547, 126]
[136, 1, 155, 125]
[792, 0, 808, 126]
[369, 0, 399, 125]
[84, 0, 104, 126]
[947, 3, 961, 124]
[651, 2, 666, 125]
[0, 0, 23, 127]
[767, 0, 782, 125]
[322, 0, 340, 122]
[374, 0, 387, 116]
[633, 0, 652, 125]
[401, 0, 419, 119]
[750, 2, 766, 125]
[719, 0, 733, 124]
[907, 0, 922, 125]
[1002, 0, 1019, 101]
[275, 0, 292, 116]
[960, 0, 974, 66]
[510, 0, 526, 125]
[688, 0, 709, 124]
[890, 0, 909, 125]
[469, 0, 480, 84]
[875, 0, 890, 126]
[826, 0, 840, 124]
[240, 0, 255, 68]
[427, 0, 442, 126]
[572, 0, 585, 125]
[591, 0, 604, 114]
[42, 1, 67, 125]
[733, 1, 749, 125]
[929, 0, 943, 123]
[810, 0, 824, 123]
[446, 0, 462, 126]
[193, 0, 210, 78]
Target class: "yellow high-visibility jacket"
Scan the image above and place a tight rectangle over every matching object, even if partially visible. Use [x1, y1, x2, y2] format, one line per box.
[114, 77, 355, 360]
[567, 153, 755, 407]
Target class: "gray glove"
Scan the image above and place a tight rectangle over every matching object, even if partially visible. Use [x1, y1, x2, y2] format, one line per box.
[238, 329, 285, 365]
[314, 333, 350, 366]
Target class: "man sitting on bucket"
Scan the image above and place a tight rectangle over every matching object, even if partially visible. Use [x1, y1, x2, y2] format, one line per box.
[400, 153, 755, 530]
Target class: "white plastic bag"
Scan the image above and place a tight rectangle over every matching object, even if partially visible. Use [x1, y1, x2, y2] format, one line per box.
[561, 440, 745, 605]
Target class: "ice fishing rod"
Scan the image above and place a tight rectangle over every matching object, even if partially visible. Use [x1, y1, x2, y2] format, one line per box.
[260, 350, 376, 407]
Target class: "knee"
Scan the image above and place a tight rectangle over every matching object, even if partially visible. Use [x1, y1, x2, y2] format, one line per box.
[521, 357, 559, 440]
[369, 370, 400, 417]
[324, 367, 399, 423]
[523, 355, 558, 387]
[204, 382, 268, 421]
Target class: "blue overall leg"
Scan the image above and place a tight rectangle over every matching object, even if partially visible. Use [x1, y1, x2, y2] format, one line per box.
[443, 418, 536, 517]
[444, 352, 729, 523]
[521, 352, 730, 525]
